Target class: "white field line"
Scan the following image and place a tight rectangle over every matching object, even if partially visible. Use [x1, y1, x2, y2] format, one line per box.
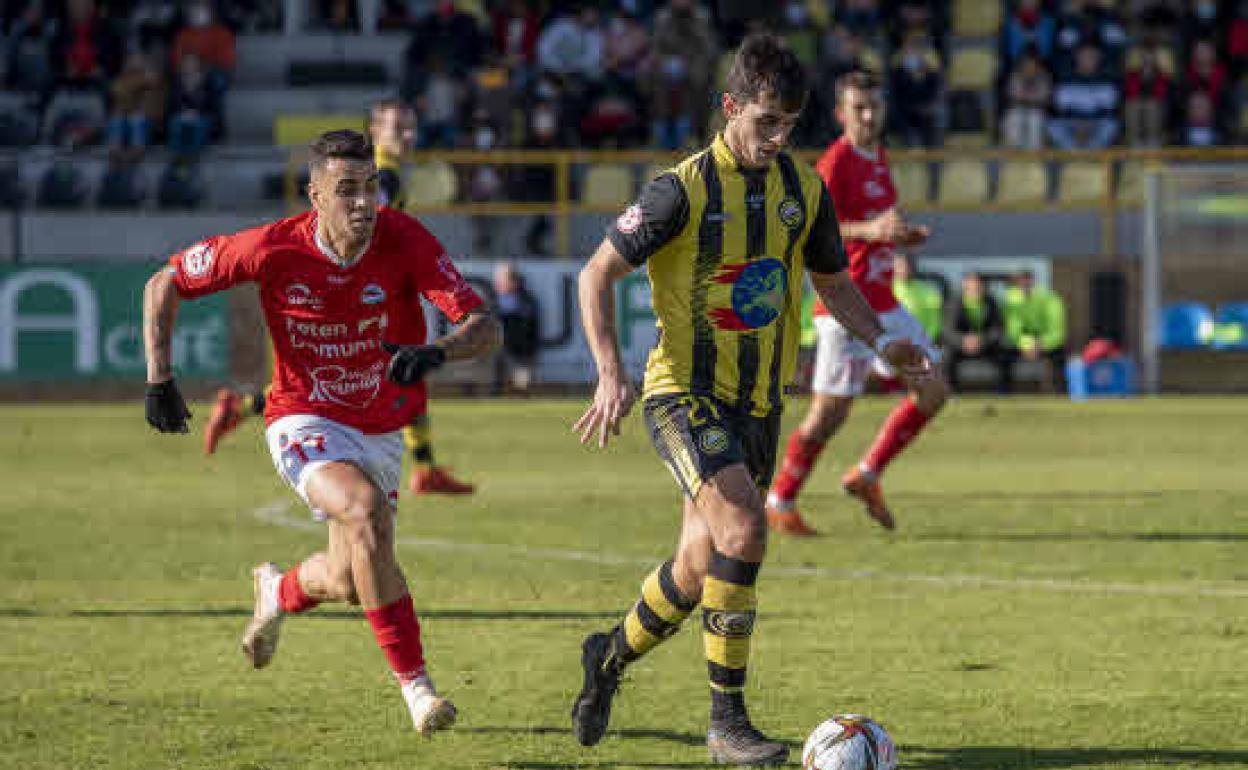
[253, 501, 1248, 600]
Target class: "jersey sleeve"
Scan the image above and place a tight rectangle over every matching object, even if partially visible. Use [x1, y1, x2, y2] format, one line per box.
[803, 182, 848, 275]
[606, 173, 689, 266]
[406, 220, 483, 323]
[167, 227, 265, 299]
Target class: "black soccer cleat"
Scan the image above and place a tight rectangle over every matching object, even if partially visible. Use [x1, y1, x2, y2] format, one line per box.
[706, 714, 789, 766]
[570, 631, 622, 746]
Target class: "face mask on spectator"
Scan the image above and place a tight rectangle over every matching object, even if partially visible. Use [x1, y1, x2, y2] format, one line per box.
[188, 6, 211, 26]
[785, 3, 808, 24]
[903, 52, 925, 73]
[1195, 0, 1216, 19]
[474, 127, 495, 149]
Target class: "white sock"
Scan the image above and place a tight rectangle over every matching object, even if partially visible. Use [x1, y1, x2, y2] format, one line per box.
[765, 492, 793, 513]
[263, 571, 283, 615]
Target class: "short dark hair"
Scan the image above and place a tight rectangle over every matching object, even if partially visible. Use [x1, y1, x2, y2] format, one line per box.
[309, 129, 373, 173]
[724, 33, 808, 113]
[834, 69, 881, 105]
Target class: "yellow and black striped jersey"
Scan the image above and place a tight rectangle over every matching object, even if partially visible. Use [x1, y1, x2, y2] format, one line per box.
[608, 134, 847, 417]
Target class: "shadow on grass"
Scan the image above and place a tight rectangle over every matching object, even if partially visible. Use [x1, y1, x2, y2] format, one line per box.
[462, 725, 709, 748]
[898, 531, 1248, 544]
[906, 745, 1248, 769]
[0, 607, 622, 621]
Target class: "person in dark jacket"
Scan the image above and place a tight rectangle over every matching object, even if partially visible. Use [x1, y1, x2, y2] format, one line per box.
[944, 271, 1008, 393]
[493, 261, 541, 393]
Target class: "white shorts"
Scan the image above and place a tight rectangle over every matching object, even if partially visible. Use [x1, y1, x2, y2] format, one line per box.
[811, 306, 942, 397]
[265, 414, 402, 520]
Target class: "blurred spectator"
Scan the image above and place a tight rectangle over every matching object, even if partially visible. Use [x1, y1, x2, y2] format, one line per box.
[492, 261, 541, 394]
[107, 50, 164, 155]
[167, 53, 214, 156]
[130, 0, 180, 51]
[1001, 48, 1052, 148]
[52, 0, 122, 90]
[1002, 270, 1067, 393]
[511, 101, 560, 255]
[837, 0, 882, 40]
[415, 56, 464, 148]
[820, 25, 880, 88]
[1128, 0, 1183, 46]
[1047, 43, 1120, 149]
[889, 32, 943, 147]
[1184, 38, 1228, 119]
[647, 0, 717, 149]
[170, 0, 235, 83]
[318, 0, 360, 32]
[1182, 89, 1220, 144]
[944, 272, 1008, 393]
[1054, 0, 1128, 77]
[537, 5, 604, 82]
[1182, 0, 1221, 51]
[1002, 0, 1056, 66]
[368, 98, 415, 208]
[1123, 45, 1172, 147]
[97, 153, 146, 209]
[5, 0, 57, 95]
[780, 0, 819, 69]
[893, 254, 944, 344]
[464, 107, 505, 253]
[1229, 0, 1248, 73]
[889, 0, 938, 56]
[492, 0, 539, 70]
[603, 9, 649, 80]
[405, 0, 484, 88]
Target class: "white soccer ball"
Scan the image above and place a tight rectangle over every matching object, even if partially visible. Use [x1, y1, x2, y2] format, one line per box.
[801, 714, 898, 770]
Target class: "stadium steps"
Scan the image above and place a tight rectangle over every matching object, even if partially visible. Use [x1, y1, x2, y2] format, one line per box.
[225, 87, 394, 145]
[234, 34, 407, 88]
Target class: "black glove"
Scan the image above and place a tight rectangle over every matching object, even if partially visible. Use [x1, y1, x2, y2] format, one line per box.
[382, 342, 447, 386]
[145, 379, 191, 433]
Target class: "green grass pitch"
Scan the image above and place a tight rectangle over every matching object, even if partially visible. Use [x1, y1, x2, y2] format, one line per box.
[2, 397, 1246, 769]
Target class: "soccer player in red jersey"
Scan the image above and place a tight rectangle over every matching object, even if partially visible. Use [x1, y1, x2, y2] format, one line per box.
[141, 129, 500, 734]
[203, 99, 476, 497]
[765, 71, 949, 535]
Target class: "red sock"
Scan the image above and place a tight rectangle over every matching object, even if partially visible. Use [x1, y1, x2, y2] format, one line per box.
[862, 398, 931, 476]
[770, 430, 827, 505]
[364, 594, 426, 684]
[278, 564, 320, 614]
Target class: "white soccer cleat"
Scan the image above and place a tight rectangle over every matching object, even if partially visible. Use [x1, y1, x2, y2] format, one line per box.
[241, 562, 285, 669]
[402, 675, 458, 737]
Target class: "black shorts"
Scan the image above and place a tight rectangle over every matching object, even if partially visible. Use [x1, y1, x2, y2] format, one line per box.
[643, 394, 782, 499]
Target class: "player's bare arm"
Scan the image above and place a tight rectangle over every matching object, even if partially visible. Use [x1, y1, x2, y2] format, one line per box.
[433, 307, 502, 362]
[574, 239, 638, 449]
[142, 266, 192, 432]
[810, 270, 928, 375]
[839, 209, 929, 246]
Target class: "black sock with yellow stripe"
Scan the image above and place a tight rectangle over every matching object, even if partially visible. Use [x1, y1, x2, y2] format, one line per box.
[402, 413, 435, 470]
[703, 550, 760, 722]
[241, 388, 266, 416]
[609, 559, 695, 669]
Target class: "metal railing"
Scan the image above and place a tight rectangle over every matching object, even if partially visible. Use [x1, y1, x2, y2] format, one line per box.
[282, 146, 1248, 257]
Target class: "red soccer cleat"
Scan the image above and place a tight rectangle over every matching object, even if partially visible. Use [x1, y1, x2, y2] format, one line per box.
[203, 388, 243, 455]
[841, 466, 896, 530]
[766, 506, 819, 537]
[410, 466, 475, 496]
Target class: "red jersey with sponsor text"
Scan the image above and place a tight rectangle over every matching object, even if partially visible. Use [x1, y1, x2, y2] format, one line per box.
[812, 136, 898, 315]
[169, 208, 482, 433]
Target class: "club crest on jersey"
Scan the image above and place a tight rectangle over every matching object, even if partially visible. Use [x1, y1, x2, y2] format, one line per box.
[708, 258, 788, 331]
[361, 283, 386, 305]
[616, 204, 643, 234]
[698, 426, 730, 456]
[182, 243, 213, 277]
[286, 283, 317, 306]
[777, 196, 804, 229]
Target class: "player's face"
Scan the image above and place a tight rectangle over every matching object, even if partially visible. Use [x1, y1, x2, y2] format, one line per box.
[310, 158, 380, 242]
[370, 106, 416, 157]
[723, 91, 803, 168]
[836, 86, 884, 148]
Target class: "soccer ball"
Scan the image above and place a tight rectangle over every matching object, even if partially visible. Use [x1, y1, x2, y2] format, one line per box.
[801, 714, 898, 770]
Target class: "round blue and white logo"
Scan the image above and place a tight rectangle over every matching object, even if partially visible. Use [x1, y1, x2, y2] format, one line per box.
[730, 259, 788, 329]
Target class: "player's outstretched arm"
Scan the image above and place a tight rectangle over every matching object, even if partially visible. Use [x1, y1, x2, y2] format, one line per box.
[142, 267, 192, 433]
[574, 239, 638, 449]
[811, 270, 929, 376]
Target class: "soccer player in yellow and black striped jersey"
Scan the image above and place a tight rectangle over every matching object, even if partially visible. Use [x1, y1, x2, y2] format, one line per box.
[202, 99, 474, 496]
[571, 34, 929, 766]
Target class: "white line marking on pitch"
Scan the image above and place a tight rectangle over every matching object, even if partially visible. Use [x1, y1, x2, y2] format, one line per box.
[254, 501, 1248, 599]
